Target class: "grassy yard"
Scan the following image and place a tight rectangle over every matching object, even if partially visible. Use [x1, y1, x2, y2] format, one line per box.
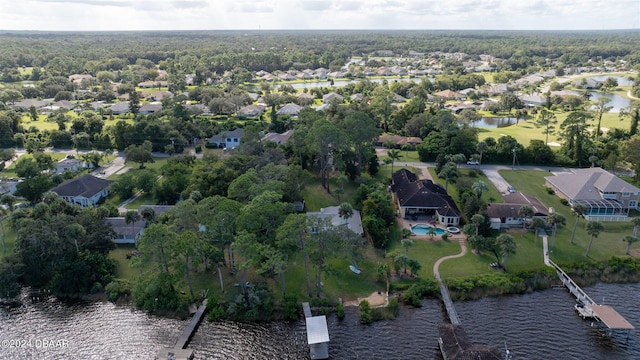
[0, 220, 17, 262]
[428, 167, 503, 204]
[500, 169, 637, 262]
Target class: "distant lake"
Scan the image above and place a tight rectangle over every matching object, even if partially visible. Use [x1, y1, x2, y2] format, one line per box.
[588, 92, 631, 112]
[474, 117, 520, 128]
[588, 75, 634, 86]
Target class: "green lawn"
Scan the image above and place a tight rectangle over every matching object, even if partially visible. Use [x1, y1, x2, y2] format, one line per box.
[500, 169, 637, 262]
[0, 220, 17, 261]
[428, 167, 503, 204]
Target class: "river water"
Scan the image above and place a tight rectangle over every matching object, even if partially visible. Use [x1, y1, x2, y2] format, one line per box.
[1, 282, 639, 359]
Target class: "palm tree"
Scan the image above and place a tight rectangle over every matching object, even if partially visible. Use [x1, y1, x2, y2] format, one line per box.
[140, 207, 157, 224]
[518, 205, 535, 235]
[401, 238, 414, 256]
[427, 227, 437, 239]
[585, 221, 604, 257]
[125, 210, 142, 245]
[623, 235, 639, 255]
[547, 212, 566, 248]
[476, 141, 488, 165]
[496, 233, 516, 268]
[387, 149, 401, 177]
[530, 217, 546, 245]
[336, 175, 348, 203]
[338, 202, 354, 225]
[470, 214, 485, 236]
[569, 204, 587, 244]
[438, 162, 459, 192]
[472, 181, 488, 199]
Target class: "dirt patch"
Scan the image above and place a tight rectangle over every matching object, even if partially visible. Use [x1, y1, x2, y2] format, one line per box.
[344, 291, 388, 307]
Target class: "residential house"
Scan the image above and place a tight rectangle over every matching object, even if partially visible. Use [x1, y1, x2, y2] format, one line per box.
[486, 192, 549, 230]
[0, 180, 19, 196]
[544, 167, 640, 221]
[376, 135, 422, 149]
[12, 99, 48, 110]
[322, 92, 343, 104]
[146, 91, 173, 102]
[433, 90, 463, 100]
[208, 128, 244, 149]
[276, 103, 302, 117]
[237, 104, 266, 119]
[51, 174, 111, 208]
[69, 74, 94, 87]
[307, 205, 364, 236]
[53, 158, 84, 174]
[139, 103, 163, 115]
[109, 102, 130, 115]
[104, 217, 147, 244]
[262, 129, 294, 145]
[137, 81, 168, 88]
[520, 94, 547, 107]
[391, 169, 461, 226]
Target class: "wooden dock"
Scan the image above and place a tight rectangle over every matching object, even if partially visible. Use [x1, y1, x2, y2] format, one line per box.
[302, 302, 329, 360]
[156, 299, 208, 360]
[437, 280, 461, 325]
[543, 233, 634, 334]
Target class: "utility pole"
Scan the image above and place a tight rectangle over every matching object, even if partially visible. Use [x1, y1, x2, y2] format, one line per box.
[512, 148, 517, 170]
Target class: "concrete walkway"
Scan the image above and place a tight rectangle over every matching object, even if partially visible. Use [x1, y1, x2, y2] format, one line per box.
[432, 237, 467, 281]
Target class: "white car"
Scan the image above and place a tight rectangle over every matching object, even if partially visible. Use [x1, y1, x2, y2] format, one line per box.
[466, 160, 480, 165]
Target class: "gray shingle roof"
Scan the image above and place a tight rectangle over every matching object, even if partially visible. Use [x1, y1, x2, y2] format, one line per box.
[545, 168, 640, 201]
[104, 217, 147, 237]
[52, 175, 111, 198]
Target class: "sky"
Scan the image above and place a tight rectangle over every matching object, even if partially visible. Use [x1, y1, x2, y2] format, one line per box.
[1, 0, 640, 31]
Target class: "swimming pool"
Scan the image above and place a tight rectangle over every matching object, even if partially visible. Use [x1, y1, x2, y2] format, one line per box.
[411, 224, 446, 236]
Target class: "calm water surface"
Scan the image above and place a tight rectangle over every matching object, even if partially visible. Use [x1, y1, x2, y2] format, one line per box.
[1, 283, 639, 359]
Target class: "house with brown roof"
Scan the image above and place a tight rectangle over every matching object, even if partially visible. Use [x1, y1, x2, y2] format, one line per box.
[377, 135, 422, 149]
[51, 174, 111, 208]
[544, 167, 640, 221]
[391, 169, 461, 226]
[486, 192, 549, 230]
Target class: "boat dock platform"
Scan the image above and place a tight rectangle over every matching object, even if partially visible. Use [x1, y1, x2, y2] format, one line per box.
[542, 232, 634, 335]
[302, 302, 330, 360]
[156, 299, 208, 360]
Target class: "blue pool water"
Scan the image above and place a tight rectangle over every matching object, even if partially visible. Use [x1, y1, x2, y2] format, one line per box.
[411, 224, 446, 236]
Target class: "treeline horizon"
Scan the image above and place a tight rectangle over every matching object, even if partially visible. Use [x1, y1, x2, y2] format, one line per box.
[2, 29, 640, 73]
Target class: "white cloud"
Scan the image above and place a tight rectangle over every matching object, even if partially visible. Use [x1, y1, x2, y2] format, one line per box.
[0, 0, 639, 30]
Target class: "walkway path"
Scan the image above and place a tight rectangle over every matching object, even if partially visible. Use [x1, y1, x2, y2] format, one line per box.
[432, 237, 467, 280]
[432, 237, 467, 325]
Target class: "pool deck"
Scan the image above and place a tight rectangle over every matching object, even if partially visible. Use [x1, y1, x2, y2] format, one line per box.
[397, 216, 465, 241]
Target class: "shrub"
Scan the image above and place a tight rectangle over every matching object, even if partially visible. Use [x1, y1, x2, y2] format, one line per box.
[403, 279, 439, 307]
[207, 296, 227, 321]
[545, 187, 555, 195]
[282, 294, 299, 321]
[359, 300, 373, 324]
[104, 279, 131, 302]
[336, 302, 345, 320]
[560, 198, 569, 206]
